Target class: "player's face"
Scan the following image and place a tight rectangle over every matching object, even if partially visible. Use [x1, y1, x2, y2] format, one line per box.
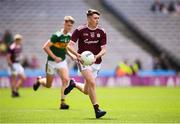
[88, 14, 100, 27]
[15, 39, 22, 45]
[64, 21, 73, 33]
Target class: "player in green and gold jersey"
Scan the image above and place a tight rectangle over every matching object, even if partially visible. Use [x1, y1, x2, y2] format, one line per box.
[33, 16, 75, 109]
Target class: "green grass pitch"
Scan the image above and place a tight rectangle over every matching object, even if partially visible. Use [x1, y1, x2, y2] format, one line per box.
[0, 87, 180, 123]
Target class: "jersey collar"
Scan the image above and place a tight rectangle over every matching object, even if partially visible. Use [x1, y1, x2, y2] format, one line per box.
[60, 29, 71, 36]
[86, 24, 98, 31]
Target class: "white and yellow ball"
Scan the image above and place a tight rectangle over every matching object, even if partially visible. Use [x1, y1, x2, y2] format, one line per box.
[81, 51, 95, 66]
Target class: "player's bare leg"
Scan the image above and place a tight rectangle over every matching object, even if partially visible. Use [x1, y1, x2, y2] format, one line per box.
[33, 74, 54, 91]
[80, 70, 97, 104]
[81, 70, 106, 118]
[11, 75, 16, 91]
[57, 68, 70, 109]
[64, 69, 106, 118]
[11, 75, 19, 97]
[74, 81, 89, 95]
[65, 70, 98, 103]
[16, 74, 25, 91]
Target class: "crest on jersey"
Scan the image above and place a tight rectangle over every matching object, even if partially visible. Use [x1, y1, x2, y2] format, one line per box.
[64, 38, 68, 43]
[97, 33, 100, 38]
[83, 33, 89, 36]
[90, 32, 95, 38]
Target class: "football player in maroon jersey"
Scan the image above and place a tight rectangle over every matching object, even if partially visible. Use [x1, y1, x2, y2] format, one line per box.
[6, 34, 26, 97]
[64, 9, 107, 118]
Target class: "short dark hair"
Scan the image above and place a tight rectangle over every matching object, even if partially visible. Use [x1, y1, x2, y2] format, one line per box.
[86, 9, 100, 16]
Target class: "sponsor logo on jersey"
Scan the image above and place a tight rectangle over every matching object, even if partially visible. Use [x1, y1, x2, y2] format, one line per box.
[90, 32, 95, 38]
[84, 39, 99, 44]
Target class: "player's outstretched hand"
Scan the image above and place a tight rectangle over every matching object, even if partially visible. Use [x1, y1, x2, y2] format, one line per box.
[54, 57, 62, 63]
[78, 58, 84, 65]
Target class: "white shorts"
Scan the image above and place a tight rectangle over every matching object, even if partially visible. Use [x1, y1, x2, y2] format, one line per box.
[46, 60, 68, 75]
[8, 63, 25, 76]
[78, 63, 101, 78]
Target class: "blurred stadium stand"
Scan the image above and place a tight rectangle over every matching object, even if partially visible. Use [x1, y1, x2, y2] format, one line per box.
[0, 0, 152, 71]
[102, 0, 180, 70]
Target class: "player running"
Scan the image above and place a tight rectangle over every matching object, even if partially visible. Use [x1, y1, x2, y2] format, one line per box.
[7, 34, 26, 97]
[33, 16, 75, 109]
[64, 9, 107, 118]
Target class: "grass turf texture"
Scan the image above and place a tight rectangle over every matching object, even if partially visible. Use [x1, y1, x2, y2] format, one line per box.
[0, 87, 180, 123]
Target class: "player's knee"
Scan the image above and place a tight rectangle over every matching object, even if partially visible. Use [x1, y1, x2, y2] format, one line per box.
[46, 81, 52, 88]
[83, 87, 89, 95]
[21, 76, 26, 81]
[46, 84, 52, 88]
[86, 79, 96, 88]
[61, 77, 69, 85]
[84, 91, 89, 95]
[11, 75, 16, 79]
[18, 73, 25, 80]
[90, 82, 96, 88]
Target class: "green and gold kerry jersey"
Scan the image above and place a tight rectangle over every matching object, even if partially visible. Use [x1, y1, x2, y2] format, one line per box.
[47, 29, 71, 61]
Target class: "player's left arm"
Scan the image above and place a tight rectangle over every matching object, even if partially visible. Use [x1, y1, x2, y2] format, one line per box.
[95, 45, 106, 60]
[95, 29, 107, 61]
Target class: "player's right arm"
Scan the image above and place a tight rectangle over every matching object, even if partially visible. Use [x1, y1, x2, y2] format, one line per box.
[66, 47, 77, 61]
[6, 53, 13, 69]
[6, 46, 14, 70]
[67, 41, 79, 58]
[43, 39, 61, 63]
[67, 28, 83, 63]
[67, 41, 83, 63]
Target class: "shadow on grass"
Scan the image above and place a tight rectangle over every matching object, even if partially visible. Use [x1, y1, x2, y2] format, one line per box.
[33, 108, 81, 111]
[84, 117, 117, 121]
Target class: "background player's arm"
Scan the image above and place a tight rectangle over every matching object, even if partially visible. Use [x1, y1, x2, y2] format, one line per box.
[6, 53, 13, 69]
[43, 39, 62, 63]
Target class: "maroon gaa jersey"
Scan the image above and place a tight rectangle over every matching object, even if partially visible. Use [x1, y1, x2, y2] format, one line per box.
[71, 25, 107, 64]
[8, 43, 22, 63]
